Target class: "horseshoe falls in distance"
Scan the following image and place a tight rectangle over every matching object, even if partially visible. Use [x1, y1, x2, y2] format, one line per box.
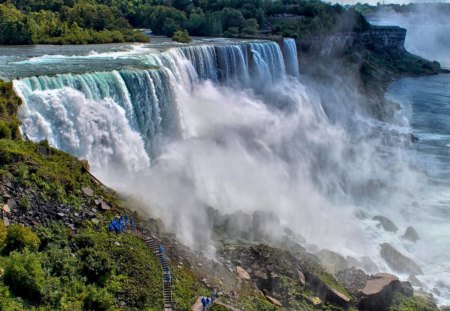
[12, 39, 450, 304]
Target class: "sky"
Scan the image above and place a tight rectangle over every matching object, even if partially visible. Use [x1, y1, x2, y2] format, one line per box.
[331, 0, 450, 5]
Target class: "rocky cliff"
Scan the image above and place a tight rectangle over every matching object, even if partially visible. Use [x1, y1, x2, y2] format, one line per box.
[298, 25, 407, 56]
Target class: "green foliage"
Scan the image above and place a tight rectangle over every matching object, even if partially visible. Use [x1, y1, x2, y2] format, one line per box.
[389, 293, 439, 311]
[0, 0, 370, 44]
[0, 224, 164, 310]
[171, 265, 209, 310]
[0, 3, 34, 44]
[0, 81, 21, 139]
[172, 29, 192, 43]
[84, 285, 115, 311]
[0, 221, 7, 247]
[0, 1, 148, 45]
[3, 224, 40, 254]
[3, 249, 45, 302]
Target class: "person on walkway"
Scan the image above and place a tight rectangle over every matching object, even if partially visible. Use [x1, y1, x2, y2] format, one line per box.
[201, 297, 207, 310]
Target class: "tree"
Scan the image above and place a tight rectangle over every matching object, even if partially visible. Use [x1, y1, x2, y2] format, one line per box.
[0, 4, 34, 44]
[220, 8, 246, 32]
[172, 29, 192, 43]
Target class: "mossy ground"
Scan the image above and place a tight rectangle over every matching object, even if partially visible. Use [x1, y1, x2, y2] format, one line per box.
[389, 293, 440, 311]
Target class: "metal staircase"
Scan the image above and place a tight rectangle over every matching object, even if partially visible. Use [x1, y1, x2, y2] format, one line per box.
[132, 228, 173, 311]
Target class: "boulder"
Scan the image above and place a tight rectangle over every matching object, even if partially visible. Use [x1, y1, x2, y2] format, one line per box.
[316, 249, 348, 275]
[407, 275, 422, 287]
[2, 204, 10, 213]
[100, 202, 111, 211]
[6, 198, 16, 210]
[236, 266, 250, 280]
[336, 267, 368, 297]
[265, 295, 282, 307]
[358, 273, 400, 311]
[82, 187, 94, 197]
[400, 281, 413, 297]
[380, 243, 423, 275]
[307, 272, 351, 307]
[402, 226, 420, 243]
[373, 216, 398, 232]
[3, 217, 10, 226]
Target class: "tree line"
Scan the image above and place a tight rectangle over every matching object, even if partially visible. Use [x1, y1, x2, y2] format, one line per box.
[0, 0, 369, 44]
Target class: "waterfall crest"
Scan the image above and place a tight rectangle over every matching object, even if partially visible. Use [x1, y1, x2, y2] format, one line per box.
[15, 40, 298, 164]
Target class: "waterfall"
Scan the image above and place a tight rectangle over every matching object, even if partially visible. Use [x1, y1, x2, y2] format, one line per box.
[11, 40, 449, 301]
[283, 38, 300, 77]
[14, 40, 293, 168]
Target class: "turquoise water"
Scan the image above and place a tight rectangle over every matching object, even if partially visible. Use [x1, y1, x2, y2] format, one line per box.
[387, 74, 450, 184]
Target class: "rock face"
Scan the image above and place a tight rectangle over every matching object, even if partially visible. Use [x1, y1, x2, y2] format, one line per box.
[358, 273, 400, 311]
[236, 266, 250, 280]
[380, 243, 423, 275]
[337, 268, 368, 298]
[402, 226, 420, 243]
[298, 25, 407, 56]
[316, 249, 348, 275]
[373, 216, 398, 232]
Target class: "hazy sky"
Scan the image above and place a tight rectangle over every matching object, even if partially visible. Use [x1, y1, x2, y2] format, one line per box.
[331, 0, 450, 5]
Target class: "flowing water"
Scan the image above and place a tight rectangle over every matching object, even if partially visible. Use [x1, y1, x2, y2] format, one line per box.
[1, 37, 449, 304]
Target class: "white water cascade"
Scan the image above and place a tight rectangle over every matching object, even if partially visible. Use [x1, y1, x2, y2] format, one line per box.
[12, 39, 450, 304]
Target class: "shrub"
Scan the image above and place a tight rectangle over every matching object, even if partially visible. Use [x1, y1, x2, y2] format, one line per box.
[3, 249, 45, 302]
[172, 29, 192, 43]
[84, 286, 115, 311]
[79, 248, 113, 285]
[0, 122, 12, 139]
[0, 221, 6, 247]
[3, 224, 40, 254]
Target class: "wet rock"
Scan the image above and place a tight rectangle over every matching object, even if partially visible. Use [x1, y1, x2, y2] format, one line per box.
[336, 267, 368, 297]
[373, 216, 398, 232]
[380, 243, 423, 275]
[236, 266, 250, 280]
[265, 295, 282, 307]
[360, 256, 379, 274]
[316, 249, 348, 275]
[252, 210, 281, 239]
[400, 281, 413, 297]
[57, 212, 65, 218]
[3, 217, 10, 226]
[94, 198, 103, 206]
[440, 306, 450, 311]
[432, 288, 441, 296]
[402, 226, 420, 243]
[358, 273, 400, 311]
[82, 187, 94, 197]
[408, 275, 422, 287]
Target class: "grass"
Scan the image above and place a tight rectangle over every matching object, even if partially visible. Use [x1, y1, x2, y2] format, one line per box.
[389, 293, 439, 311]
